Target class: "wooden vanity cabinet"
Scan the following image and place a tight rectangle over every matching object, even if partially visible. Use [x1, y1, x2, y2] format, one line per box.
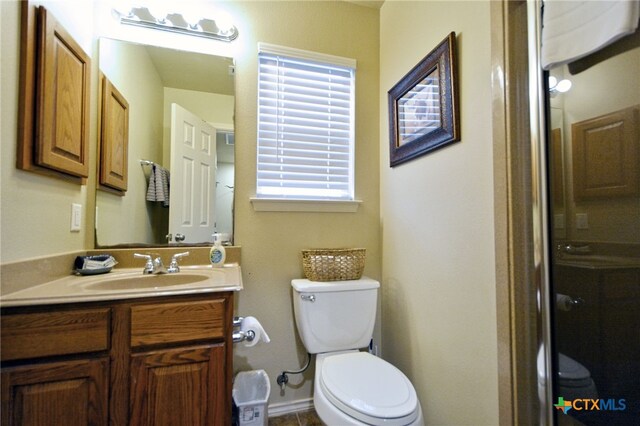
[1, 358, 110, 426]
[555, 266, 640, 397]
[1, 292, 234, 426]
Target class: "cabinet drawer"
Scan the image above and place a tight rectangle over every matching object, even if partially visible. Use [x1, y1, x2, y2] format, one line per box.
[1, 308, 111, 361]
[131, 299, 225, 348]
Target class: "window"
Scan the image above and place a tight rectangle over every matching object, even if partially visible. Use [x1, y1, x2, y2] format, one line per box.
[256, 43, 356, 204]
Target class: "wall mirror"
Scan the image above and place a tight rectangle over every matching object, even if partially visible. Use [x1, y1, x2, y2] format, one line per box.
[95, 37, 235, 247]
[547, 45, 639, 246]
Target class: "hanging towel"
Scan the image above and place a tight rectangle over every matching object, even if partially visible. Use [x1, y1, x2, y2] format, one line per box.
[541, 0, 640, 70]
[146, 164, 171, 207]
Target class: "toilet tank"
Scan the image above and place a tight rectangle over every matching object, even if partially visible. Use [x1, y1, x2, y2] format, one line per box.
[291, 278, 379, 354]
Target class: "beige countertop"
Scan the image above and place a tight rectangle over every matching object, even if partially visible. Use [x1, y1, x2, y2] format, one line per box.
[1, 264, 242, 308]
[555, 254, 640, 270]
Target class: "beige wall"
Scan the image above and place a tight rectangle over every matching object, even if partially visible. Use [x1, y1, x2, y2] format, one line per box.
[227, 1, 381, 408]
[1, 0, 98, 262]
[380, 1, 499, 424]
[1, 0, 504, 419]
[1, 0, 381, 410]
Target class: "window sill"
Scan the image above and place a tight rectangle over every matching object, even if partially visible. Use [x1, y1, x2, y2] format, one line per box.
[250, 198, 362, 213]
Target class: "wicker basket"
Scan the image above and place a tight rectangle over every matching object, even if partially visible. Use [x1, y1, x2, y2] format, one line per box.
[301, 248, 366, 281]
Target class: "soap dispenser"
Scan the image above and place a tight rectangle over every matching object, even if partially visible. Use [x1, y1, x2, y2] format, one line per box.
[209, 233, 226, 267]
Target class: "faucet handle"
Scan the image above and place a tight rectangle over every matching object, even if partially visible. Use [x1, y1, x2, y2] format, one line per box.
[134, 253, 154, 274]
[167, 252, 190, 273]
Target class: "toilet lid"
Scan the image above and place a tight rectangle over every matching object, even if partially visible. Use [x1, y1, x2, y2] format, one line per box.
[320, 352, 418, 425]
[558, 353, 591, 381]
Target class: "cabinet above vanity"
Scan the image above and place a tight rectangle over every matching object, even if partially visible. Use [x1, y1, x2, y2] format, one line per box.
[17, 1, 91, 183]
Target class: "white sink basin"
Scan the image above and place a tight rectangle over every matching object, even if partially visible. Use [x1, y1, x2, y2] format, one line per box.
[81, 272, 211, 291]
[1, 265, 243, 307]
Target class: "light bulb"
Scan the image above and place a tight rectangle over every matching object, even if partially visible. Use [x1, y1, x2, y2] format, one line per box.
[147, 2, 169, 23]
[213, 12, 234, 34]
[181, 6, 201, 28]
[555, 79, 572, 93]
[548, 76, 558, 90]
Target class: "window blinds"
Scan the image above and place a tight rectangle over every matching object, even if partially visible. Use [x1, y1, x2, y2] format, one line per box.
[257, 45, 356, 200]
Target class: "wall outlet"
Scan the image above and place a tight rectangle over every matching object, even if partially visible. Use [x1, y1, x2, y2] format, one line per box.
[71, 203, 82, 232]
[576, 213, 589, 230]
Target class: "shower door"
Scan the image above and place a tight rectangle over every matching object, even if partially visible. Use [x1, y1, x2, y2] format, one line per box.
[544, 40, 640, 426]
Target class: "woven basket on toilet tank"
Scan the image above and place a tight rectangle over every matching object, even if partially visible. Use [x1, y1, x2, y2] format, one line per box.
[301, 248, 366, 281]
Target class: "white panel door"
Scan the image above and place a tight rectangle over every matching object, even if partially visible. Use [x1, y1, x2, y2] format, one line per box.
[169, 103, 217, 242]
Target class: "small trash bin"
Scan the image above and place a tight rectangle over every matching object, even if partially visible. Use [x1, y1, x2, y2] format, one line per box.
[232, 370, 270, 426]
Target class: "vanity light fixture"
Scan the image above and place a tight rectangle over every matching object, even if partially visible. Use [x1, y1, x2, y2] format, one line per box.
[548, 76, 572, 95]
[112, 6, 238, 42]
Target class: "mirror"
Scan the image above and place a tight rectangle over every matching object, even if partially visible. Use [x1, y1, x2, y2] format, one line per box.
[548, 45, 639, 245]
[96, 38, 235, 247]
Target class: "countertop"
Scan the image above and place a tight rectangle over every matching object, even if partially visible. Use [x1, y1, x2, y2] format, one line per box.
[1, 264, 242, 308]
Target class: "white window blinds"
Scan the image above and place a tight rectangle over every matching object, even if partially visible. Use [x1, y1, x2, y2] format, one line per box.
[257, 44, 356, 200]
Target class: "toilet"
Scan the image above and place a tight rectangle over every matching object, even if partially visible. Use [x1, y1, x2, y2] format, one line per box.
[537, 349, 598, 401]
[557, 353, 598, 401]
[292, 277, 424, 426]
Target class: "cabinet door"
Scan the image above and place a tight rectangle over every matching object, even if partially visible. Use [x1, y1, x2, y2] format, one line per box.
[130, 344, 226, 426]
[35, 5, 91, 178]
[1, 358, 109, 426]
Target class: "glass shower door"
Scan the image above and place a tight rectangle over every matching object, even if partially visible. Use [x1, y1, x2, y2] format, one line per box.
[546, 44, 640, 426]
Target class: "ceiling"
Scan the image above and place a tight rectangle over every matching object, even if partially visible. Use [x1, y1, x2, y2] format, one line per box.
[144, 45, 235, 96]
[346, 1, 384, 9]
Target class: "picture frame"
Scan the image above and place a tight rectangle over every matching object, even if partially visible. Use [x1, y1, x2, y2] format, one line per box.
[388, 32, 460, 167]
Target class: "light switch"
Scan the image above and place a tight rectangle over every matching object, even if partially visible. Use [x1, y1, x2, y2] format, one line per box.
[576, 213, 589, 230]
[71, 203, 82, 232]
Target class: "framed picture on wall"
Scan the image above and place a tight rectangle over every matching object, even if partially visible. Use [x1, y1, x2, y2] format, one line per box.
[388, 32, 460, 167]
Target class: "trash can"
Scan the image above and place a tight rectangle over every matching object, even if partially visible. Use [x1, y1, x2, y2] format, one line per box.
[232, 370, 270, 426]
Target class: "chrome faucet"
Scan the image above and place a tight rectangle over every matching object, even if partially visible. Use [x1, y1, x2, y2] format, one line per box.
[556, 243, 592, 255]
[134, 253, 167, 274]
[167, 252, 189, 273]
[134, 252, 189, 274]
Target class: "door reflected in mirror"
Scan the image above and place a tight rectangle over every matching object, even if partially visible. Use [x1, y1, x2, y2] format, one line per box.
[96, 38, 235, 247]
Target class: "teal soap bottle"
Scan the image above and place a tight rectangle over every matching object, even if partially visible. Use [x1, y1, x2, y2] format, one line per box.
[209, 234, 226, 267]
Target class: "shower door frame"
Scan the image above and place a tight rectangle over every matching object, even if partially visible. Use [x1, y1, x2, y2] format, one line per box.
[491, 0, 555, 424]
[526, 0, 556, 423]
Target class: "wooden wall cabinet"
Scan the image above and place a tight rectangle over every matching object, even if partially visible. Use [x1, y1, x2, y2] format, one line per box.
[17, 2, 91, 184]
[99, 75, 129, 193]
[1, 292, 234, 426]
[572, 105, 639, 200]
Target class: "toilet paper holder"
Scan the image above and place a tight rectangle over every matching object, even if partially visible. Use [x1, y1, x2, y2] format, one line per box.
[232, 316, 255, 343]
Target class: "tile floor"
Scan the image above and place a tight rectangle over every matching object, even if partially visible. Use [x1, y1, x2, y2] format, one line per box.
[268, 409, 324, 426]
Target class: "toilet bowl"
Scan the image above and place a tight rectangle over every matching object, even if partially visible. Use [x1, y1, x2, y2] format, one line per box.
[557, 353, 598, 401]
[314, 351, 423, 425]
[537, 350, 598, 401]
[292, 278, 424, 426]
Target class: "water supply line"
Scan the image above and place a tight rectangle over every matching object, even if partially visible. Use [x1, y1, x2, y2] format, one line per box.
[276, 352, 312, 391]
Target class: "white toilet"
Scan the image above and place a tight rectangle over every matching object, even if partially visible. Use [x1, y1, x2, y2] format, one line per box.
[537, 349, 598, 401]
[292, 277, 424, 426]
[557, 353, 598, 400]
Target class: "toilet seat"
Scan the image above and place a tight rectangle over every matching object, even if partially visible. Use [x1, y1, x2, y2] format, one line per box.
[558, 353, 593, 387]
[319, 352, 419, 425]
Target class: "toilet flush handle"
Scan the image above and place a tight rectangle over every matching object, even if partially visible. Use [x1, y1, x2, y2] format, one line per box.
[301, 294, 316, 302]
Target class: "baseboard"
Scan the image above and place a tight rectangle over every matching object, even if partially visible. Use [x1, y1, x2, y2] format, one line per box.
[268, 397, 314, 417]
